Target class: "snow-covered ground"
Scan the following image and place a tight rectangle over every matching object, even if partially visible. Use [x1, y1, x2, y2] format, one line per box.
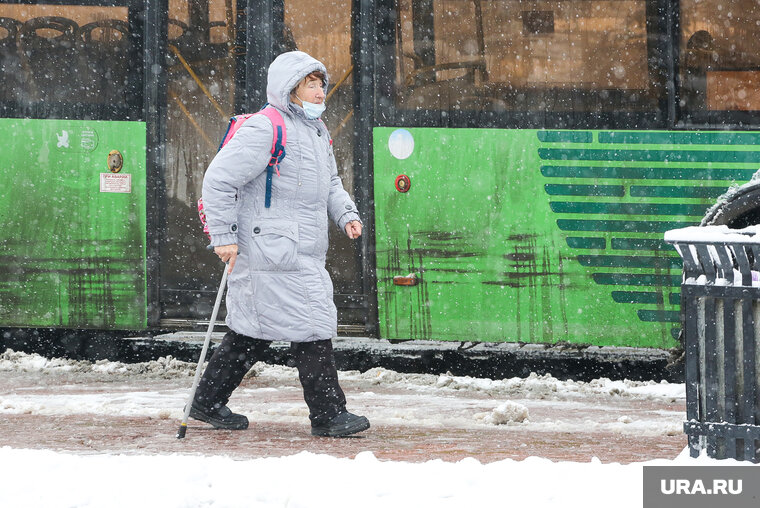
[0, 446, 735, 508]
[0, 349, 742, 507]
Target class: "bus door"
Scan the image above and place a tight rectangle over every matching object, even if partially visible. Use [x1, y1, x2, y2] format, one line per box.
[0, 0, 156, 330]
[277, 0, 368, 334]
[373, 0, 679, 347]
[159, 0, 371, 335]
[158, 0, 246, 326]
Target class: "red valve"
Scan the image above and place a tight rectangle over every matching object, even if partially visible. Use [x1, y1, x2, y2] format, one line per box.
[395, 174, 411, 193]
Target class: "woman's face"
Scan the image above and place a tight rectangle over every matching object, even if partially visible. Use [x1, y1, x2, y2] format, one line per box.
[293, 77, 325, 105]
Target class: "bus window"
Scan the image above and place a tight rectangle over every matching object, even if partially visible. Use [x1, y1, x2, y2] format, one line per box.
[0, 3, 139, 119]
[394, 0, 662, 114]
[680, 0, 760, 115]
[283, 0, 365, 327]
[283, 0, 353, 188]
[160, 0, 243, 321]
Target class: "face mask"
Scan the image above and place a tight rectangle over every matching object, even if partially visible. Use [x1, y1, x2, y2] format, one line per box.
[298, 95, 326, 119]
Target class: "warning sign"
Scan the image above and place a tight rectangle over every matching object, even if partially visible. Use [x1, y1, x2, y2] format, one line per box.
[100, 173, 131, 193]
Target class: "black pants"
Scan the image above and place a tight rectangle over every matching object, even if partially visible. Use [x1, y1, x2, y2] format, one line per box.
[194, 330, 347, 426]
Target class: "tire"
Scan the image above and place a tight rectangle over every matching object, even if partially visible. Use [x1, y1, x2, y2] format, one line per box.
[701, 182, 760, 228]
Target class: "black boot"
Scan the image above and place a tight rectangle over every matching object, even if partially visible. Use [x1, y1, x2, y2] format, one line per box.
[291, 340, 369, 437]
[310, 411, 370, 437]
[189, 403, 249, 430]
[192, 330, 270, 429]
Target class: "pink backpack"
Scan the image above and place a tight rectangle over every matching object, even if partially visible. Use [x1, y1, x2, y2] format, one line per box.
[218, 106, 287, 209]
[198, 106, 287, 239]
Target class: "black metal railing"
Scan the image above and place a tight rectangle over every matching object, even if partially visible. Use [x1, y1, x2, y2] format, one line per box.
[666, 225, 760, 463]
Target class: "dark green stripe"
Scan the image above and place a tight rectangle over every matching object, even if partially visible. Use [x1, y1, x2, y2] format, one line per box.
[550, 201, 707, 216]
[669, 293, 681, 305]
[592, 273, 681, 286]
[545, 184, 625, 196]
[611, 291, 663, 304]
[539, 148, 760, 163]
[637, 310, 681, 322]
[611, 238, 674, 251]
[630, 185, 728, 198]
[557, 219, 697, 233]
[537, 131, 593, 143]
[599, 131, 760, 146]
[541, 165, 756, 181]
[671, 328, 681, 340]
[578, 255, 682, 269]
[566, 237, 606, 249]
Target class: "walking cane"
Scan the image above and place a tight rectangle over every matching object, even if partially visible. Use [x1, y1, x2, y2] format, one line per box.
[177, 264, 229, 439]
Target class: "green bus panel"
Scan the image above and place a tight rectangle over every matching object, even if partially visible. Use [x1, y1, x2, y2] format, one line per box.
[374, 128, 760, 347]
[0, 118, 147, 330]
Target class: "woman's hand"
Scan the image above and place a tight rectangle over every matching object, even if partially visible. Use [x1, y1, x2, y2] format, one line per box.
[214, 244, 238, 273]
[345, 221, 362, 239]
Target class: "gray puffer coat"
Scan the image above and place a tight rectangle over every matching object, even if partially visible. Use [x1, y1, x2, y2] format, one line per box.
[201, 51, 361, 342]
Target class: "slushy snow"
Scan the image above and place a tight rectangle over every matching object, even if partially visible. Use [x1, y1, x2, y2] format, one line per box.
[0, 350, 739, 508]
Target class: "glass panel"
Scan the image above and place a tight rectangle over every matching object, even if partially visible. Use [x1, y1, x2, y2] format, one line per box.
[395, 0, 661, 113]
[0, 3, 136, 116]
[283, 0, 353, 194]
[283, 0, 364, 322]
[160, 0, 241, 319]
[680, 0, 760, 113]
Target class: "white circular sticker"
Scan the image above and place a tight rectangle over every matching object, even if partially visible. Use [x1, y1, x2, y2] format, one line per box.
[388, 129, 414, 160]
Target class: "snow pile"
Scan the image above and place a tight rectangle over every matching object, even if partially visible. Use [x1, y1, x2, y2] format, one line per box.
[588, 378, 684, 401]
[0, 351, 684, 401]
[476, 401, 530, 425]
[348, 368, 683, 402]
[91, 356, 195, 378]
[664, 224, 760, 245]
[0, 388, 183, 419]
[0, 349, 87, 373]
[0, 349, 195, 379]
[433, 371, 560, 398]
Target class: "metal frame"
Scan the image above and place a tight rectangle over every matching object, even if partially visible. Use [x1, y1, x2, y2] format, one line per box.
[669, 235, 760, 463]
[246, 0, 276, 110]
[144, 0, 168, 326]
[232, 0, 249, 110]
[353, 0, 378, 335]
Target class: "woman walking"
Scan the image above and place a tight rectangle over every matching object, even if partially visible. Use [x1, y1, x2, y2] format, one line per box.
[192, 51, 369, 438]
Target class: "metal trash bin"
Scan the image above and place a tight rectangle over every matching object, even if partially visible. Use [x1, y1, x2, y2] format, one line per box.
[665, 225, 760, 462]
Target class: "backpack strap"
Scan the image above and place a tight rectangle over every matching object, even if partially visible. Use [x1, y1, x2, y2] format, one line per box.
[218, 113, 255, 152]
[255, 106, 287, 209]
[319, 118, 333, 146]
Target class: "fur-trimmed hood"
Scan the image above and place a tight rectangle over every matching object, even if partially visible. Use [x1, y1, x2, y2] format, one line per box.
[266, 51, 329, 111]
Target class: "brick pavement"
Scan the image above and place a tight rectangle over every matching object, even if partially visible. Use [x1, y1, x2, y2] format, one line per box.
[0, 364, 686, 464]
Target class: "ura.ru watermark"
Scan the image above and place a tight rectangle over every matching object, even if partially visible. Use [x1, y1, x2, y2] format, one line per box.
[660, 478, 742, 495]
[644, 466, 759, 508]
